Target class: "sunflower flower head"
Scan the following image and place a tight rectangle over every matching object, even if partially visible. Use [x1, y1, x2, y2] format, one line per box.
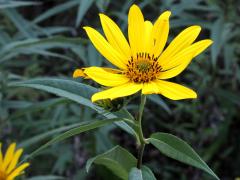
[0, 143, 29, 180]
[73, 4, 213, 102]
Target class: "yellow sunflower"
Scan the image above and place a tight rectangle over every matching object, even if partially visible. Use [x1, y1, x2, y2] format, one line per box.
[73, 4, 213, 102]
[0, 143, 29, 180]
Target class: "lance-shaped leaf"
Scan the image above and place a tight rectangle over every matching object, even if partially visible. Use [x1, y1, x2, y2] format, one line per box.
[86, 146, 137, 180]
[27, 118, 126, 159]
[129, 166, 156, 180]
[148, 133, 219, 180]
[10, 78, 137, 139]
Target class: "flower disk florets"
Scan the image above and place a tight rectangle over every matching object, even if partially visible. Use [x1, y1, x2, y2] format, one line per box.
[125, 53, 162, 83]
[0, 170, 7, 180]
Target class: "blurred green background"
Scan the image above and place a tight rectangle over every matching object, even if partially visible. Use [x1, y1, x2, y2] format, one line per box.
[0, 0, 239, 179]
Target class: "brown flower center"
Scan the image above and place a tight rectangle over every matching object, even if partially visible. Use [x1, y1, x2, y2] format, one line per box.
[0, 170, 7, 180]
[125, 53, 162, 83]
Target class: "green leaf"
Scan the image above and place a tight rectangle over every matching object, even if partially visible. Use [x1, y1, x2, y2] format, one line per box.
[215, 89, 240, 106]
[86, 146, 137, 180]
[10, 78, 137, 139]
[211, 17, 224, 68]
[0, 1, 39, 9]
[10, 98, 67, 119]
[0, 36, 84, 54]
[33, 0, 79, 24]
[18, 121, 85, 148]
[76, 0, 94, 27]
[2, 9, 35, 38]
[0, 36, 86, 63]
[148, 133, 219, 180]
[27, 175, 65, 180]
[147, 95, 171, 114]
[129, 166, 156, 180]
[95, 0, 110, 12]
[129, 168, 142, 180]
[141, 166, 157, 180]
[27, 118, 125, 159]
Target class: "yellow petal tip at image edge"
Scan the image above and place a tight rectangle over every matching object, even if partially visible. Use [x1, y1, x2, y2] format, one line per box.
[0, 143, 29, 180]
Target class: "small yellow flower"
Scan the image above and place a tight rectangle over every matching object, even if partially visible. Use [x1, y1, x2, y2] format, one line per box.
[0, 143, 29, 180]
[73, 4, 213, 102]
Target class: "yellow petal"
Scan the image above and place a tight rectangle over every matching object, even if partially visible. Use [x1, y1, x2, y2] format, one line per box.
[158, 25, 201, 65]
[73, 69, 88, 78]
[156, 80, 197, 100]
[2, 143, 16, 170]
[100, 67, 122, 74]
[84, 67, 129, 87]
[163, 39, 213, 68]
[151, 11, 171, 57]
[0, 143, 3, 166]
[0, 143, 3, 167]
[142, 81, 160, 94]
[158, 55, 193, 80]
[99, 13, 131, 59]
[7, 163, 29, 180]
[92, 82, 142, 102]
[84, 27, 127, 69]
[189, 39, 213, 58]
[159, 39, 213, 79]
[143, 21, 153, 52]
[7, 149, 23, 174]
[128, 4, 145, 57]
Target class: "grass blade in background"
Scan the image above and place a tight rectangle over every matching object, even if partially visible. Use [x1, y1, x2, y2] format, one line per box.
[76, 0, 94, 27]
[0, 1, 39, 9]
[33, 0, 79, 24]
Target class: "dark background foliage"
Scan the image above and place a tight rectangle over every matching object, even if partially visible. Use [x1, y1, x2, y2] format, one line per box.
[0, 0, 239, 179]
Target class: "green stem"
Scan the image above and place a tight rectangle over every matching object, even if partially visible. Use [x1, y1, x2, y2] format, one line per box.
[137, 144, 145, 169]
[136, 95, 147, 169]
